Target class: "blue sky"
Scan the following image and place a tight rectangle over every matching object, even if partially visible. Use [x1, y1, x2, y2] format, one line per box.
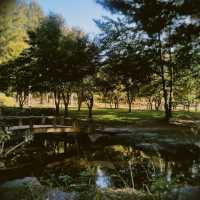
[36, 0, 111, 35]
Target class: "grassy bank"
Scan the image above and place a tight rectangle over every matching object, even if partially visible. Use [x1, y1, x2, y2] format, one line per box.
[2, 106, 200, 127]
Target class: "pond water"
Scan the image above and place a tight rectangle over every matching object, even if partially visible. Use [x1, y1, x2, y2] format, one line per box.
[1, 132, 200, 193]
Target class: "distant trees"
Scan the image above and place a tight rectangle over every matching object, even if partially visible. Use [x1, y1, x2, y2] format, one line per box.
[6, 12, 99, 116]
[96, 17, 152, 112]
[96, 65, 120, 109]
[11, 49, 33, 108]
[0, 0, 43, 104]
[97, 0, 200, 120]
[0, 0, 199, 120]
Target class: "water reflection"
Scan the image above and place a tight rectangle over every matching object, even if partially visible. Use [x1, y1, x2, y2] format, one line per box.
[96, 167, 111, 188]
[2, 136, 200, 190]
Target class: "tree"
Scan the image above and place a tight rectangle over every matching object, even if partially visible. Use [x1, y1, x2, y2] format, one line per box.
[2, 48, 34, 108]
[28, 13, 65, 114]
[140, 77, 163, 111]
[96, 18, 152, 112]
[80, 40, 99, 118]
[83, 76, 96, 118]
[0, 0, 43, 64]
[0, 0, 43, 98]
[25, 13, 99, 116]
[97, 0, 200, 119]
[96, 65, 120, 109]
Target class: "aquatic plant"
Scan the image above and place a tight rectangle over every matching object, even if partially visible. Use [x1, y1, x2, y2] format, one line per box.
[0, 130, 10, 155]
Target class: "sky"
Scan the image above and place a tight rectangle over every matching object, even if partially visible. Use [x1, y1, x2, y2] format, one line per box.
[36, 0, 111, 35]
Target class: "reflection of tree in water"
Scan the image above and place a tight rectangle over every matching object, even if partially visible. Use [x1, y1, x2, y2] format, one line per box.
[2, 136, 200, 191]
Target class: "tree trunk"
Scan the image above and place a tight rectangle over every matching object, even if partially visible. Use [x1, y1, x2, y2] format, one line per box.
[155, 97, 162, 111]
[103, 95, 107, 108]
[77, 89, 84, 112]
[88, 105, 93, 118]
[78, 101, 82, 111]
[168, 28, 173, 119]
[19, 99, 24, 109]
[114, 96, 119, 109]
[62, 91, 71, 116]
[109, 94, 113, 109]
[54, 90, 61, 115]
[147, 97, 153, 111]
[127, 89, 134, 113]
[86, 95, 94, 118]
[128, 100, 132, 113]
[158, 32, 170, 120]
[195, 102, 198, 112]
[28, 93, 32, 107]
[40, 92, 44, 104]
[18, 91, 28, 109]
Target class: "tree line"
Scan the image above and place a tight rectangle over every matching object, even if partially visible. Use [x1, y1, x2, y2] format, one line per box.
[0, 0, 199, 120]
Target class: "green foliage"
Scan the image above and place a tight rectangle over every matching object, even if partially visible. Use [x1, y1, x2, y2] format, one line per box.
[0, 131, 10, 155]
[0, 0, 43, 64]
[0, 0, 43, 95]
[150, 177, 176, 193]
[40, 174, 73, 189]
[0, 132, 10, 143]
[96, 0, 200, 119]
[0, 93, 16, 107]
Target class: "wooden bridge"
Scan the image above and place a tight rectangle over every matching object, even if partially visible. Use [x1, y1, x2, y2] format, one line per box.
[0, 115, 78, 126]
[8, 125, 80, 134]
[0, 116, 81, 135]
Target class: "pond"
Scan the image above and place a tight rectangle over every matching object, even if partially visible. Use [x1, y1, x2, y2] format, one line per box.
[1, 130, 200, 196]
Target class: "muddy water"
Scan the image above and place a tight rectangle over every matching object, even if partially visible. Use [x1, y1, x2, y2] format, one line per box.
[1, 132, 200, 192]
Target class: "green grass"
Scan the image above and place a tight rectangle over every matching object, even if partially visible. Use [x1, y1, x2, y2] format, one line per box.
[173, 111, 200, 120]
[3, 103, 200, 126]
[66, 107, 200, 126]
[68, 107, 164, 124]
[0, 93, 16, 107]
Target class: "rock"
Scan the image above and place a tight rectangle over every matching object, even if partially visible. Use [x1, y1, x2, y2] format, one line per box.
[91, 161, 115, 170]
[89, 134, 104, 143]
[167, 186, 200, 200]
[135, 143, 161, 153]
[44, 190, 79, 200]
[0, 177, 44, 200]
[98, 188, 147, 200]
[0, 177, 80, 200]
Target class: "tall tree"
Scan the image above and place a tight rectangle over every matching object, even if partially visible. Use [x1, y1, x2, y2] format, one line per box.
[28, 13, 65, 114]
[96, 17, 152, 112]
[97, 0, 200, 119]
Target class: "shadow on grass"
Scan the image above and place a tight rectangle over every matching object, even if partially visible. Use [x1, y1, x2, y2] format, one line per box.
[68, 108, 165, 125]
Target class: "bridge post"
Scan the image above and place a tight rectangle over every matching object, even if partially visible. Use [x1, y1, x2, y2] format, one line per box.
[29, 118, 33, 131]
[72, 119, 79, 128]
[41, 115, 46, 125]
[60, 116, 65, 125]
[18, 118, 23, 126]
[53, 117, 57, 127]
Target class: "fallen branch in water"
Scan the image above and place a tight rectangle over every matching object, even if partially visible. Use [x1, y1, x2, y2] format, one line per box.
[4, 140, 26, 156]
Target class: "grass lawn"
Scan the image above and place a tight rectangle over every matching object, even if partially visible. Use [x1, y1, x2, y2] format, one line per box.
[68, 107, 163, 121]
[66, 107, 200, 126]
[3, 105, 200, 127]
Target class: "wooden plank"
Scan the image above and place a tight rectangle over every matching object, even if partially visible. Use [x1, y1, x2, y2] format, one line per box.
[8, 125, 80, 134]
[33, 127, 80, 134]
